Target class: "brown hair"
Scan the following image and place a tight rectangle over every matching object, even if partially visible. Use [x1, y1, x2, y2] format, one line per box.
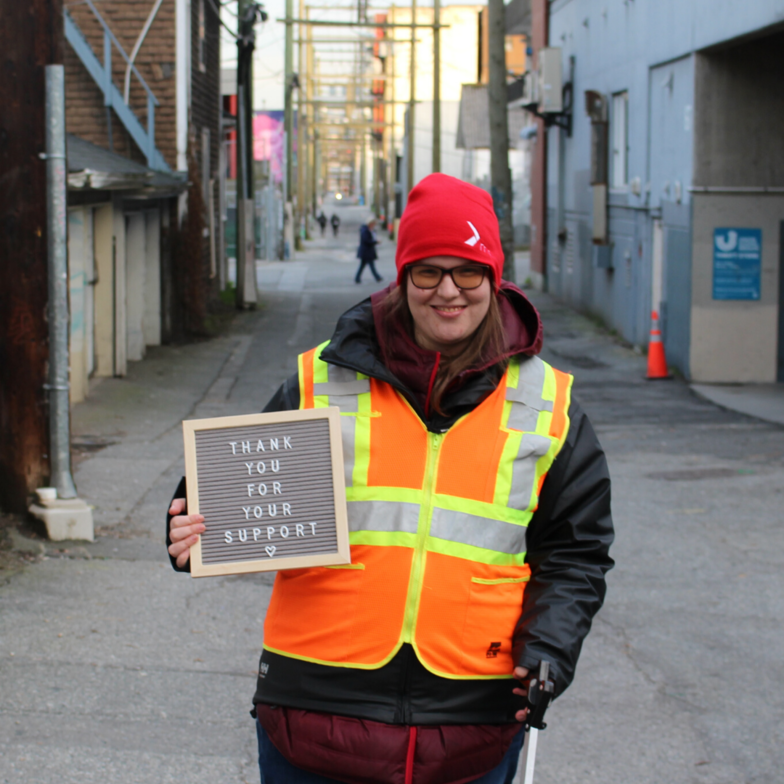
[383, 274, 507, 416]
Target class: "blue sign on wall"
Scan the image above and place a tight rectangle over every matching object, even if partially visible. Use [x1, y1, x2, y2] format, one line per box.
[713, 228, 762, 300]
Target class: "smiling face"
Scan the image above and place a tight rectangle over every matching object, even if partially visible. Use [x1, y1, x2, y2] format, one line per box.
[406, 256, 493, 355]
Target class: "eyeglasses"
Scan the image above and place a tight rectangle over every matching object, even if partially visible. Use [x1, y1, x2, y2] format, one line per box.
[408, 264, 487, 290]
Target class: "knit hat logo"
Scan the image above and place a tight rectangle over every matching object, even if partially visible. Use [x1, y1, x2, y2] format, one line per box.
[464, 221, 480, 247]
[464, 220, 490, 255]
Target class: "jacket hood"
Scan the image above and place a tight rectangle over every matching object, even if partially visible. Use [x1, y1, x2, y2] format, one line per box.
[320, 280, 543, 423]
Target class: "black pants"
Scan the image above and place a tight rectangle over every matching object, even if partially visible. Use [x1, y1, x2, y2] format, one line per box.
[355, 258, 382, 282]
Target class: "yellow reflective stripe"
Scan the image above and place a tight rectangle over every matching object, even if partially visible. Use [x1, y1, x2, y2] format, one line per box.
[326, 562, 365, 570]
[432, 493, 531, 526]
[351, 388, 373, 488]
[494, 417, 522, 507]
[530, 366, 572, 502]
[349, 530, 418, 548]
[346, 486, 423, 505]
[426, 535, 528, 567]
[311, 341, 331, 409]
[263, 642, 404, 670]
[471, 575, 529, 585]
[402, 431, 444, 644]
[506, 356, 520, 390]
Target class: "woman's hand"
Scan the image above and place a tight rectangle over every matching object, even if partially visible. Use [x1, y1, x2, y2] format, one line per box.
[512, 666, 530, 723]
[168, 498, 205, 568]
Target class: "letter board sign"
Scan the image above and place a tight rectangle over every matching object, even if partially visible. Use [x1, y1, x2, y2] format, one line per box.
[183, 408, 350, 577]
[713, 228, 761, 300]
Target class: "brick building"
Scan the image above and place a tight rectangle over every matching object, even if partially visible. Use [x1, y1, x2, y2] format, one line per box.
[63, 0, 221, 402]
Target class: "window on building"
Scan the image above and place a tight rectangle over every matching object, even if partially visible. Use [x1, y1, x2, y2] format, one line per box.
[611, 91, 628, 189]
[198, 0, 207, 73]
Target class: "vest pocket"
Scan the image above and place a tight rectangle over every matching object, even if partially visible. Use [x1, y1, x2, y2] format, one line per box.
[461, 573, 530, 673]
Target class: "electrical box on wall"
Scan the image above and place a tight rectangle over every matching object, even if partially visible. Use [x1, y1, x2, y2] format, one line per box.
[539, 48, 563, 113]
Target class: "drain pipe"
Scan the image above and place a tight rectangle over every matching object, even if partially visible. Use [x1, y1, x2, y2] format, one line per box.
[124, 0, 165, 105]
[44, 65, 77, 500]
[31, 65, 94, 541]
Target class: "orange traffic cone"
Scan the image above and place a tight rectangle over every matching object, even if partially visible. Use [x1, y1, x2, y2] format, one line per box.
[646, 311, 672, 379]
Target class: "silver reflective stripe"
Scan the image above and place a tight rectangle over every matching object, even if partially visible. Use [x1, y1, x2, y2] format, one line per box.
[340, 414, 356, 488]
[506, 356, 553, 412]
[347, 500, 420, 533]
[429, 508, 528, 554]
[506, 405, 540, 433]
[508, 433, 552, 510]
[318, 366, 370, 487]
[313, 379, 371, 397]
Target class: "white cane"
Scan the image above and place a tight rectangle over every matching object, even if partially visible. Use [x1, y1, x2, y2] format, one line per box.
[517, 661, 554, 784]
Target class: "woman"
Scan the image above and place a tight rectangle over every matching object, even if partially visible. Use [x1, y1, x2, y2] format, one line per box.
[168, 173, 614, 784]
[355, 216, 383, 283]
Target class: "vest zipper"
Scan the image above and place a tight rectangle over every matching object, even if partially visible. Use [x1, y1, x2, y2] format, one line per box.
[401, 431, 444, 644]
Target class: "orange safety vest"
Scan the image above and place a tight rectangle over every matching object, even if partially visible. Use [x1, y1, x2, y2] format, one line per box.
[263, 343, 573, 679]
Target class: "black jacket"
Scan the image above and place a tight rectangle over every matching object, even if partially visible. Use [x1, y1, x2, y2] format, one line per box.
[357, 224, 378, 262]
[168, 297, 614, 725]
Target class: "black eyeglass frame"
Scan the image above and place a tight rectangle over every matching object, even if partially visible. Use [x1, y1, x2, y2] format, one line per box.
[407, 263, 489, 290]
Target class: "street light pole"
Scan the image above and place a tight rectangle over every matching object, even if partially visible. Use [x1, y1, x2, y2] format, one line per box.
[406, 0, 416, 196]
[432, 0, 440, 173]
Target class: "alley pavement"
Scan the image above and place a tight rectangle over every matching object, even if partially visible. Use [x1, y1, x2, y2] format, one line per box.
[1, 206, 783, 783]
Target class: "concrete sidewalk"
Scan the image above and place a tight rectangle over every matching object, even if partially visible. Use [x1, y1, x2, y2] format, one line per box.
[1, 218, 783, 784]
[691, 382, 784, 426]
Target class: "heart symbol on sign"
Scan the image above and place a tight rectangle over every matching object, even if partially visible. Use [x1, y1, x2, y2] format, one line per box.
[265, 545, 277, 557]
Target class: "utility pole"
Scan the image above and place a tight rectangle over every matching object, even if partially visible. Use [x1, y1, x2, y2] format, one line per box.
[236, 0, 261, 306]
[487, 0, 515, 281]
[432, 0, 440, 173]
[406, 0, 416, 195]
[284, 0, 295, 257]
[0, 0, 63, 512]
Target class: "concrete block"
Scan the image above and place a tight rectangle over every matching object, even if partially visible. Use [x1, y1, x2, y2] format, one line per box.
[28, 498, 94, 542]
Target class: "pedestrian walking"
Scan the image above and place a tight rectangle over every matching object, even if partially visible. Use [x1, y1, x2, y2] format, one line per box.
[330, 213, 340, 237]
[355, 216, 383, 283]
[317, 211, 327, 237]
[167, 173, 614, 784]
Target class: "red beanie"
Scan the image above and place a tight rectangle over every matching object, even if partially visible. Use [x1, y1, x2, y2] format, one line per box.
[396, 173, 503, 290]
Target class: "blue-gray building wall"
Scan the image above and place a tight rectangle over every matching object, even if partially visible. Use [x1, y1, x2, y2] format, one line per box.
[544, 0, 784, 375]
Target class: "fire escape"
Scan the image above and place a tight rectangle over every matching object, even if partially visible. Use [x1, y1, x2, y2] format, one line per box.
[64, 1, 171, 172]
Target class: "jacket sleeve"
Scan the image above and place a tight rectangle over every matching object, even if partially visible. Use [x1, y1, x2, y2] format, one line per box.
[513, 398, 614, 697]
[165, 373, 302, 573]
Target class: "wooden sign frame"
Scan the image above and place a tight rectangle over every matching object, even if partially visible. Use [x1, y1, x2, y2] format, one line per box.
[183, 407, 350, 577]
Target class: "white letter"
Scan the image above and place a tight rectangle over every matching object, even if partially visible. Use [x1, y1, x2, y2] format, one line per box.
[258, 483, 268, 496]
[271, 459, 280, 473]
[280, 525, 290, 538]
[267, 526, 276, 540]
[273, 481, 282, 495]
[245, 462, 254, 475]
[253, 528, 262, 541]
[229, 442, 238, 455]
[254, 506, 263, 519]
[296, 523, 305, 536]
[283, 436, 293, 449]
[242, 506, 252, 520]
[247, 484, 255, 497]
[256, 440, 266, 452]
[225, 531, 233, 543]
[269, 438, 279, 451]
[242, 441, 251, 454]
[309, 523, 317, 535]
[257, 461, 266, 474]
[282, 503, 292, 516]
[268, 504, 278, 517]
[238, 529, 248, 542]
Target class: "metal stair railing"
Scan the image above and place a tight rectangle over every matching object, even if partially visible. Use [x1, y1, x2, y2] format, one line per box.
[64, 2, 171, 172]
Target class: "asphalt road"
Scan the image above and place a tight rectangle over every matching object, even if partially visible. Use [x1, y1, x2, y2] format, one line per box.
[1, 205, 782, 784]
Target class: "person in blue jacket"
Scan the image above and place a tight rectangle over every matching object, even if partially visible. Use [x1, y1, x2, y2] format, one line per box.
[355, 216, 383, 283]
